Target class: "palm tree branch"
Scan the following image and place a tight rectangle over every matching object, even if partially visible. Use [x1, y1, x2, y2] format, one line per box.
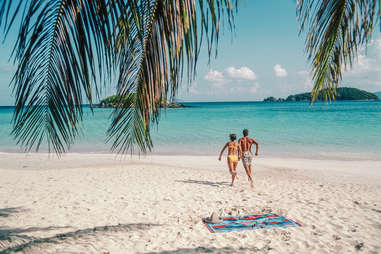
[107, 0, 236, 153]
[1, 0, 124, 153]
[298, 0, 378, 102]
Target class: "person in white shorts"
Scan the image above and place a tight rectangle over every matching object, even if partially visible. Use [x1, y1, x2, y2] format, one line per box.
[238, 129, 259, 188]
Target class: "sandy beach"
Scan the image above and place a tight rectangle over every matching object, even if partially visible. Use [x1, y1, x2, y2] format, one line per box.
[0, 152, 380, 253]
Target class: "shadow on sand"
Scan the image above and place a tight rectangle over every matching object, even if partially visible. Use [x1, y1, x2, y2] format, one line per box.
[144, 245, 272, 254]
[0, 223, 161, 253]
[0, 207, 24, 218]
[175, 179, 230, 187]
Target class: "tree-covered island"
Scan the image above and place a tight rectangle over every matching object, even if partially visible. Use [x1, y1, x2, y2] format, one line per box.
[97, 94, 191, 108]
[264, 87, 379, 102]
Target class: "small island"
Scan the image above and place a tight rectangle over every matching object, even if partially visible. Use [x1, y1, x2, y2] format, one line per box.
[263, 96, 285, 102]
[97, 94, 191, 108]
[263, 87, 379, 102]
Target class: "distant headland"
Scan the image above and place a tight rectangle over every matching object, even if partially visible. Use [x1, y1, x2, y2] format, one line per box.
[264, 87, 380, 102]
[97, 94, 191, 108]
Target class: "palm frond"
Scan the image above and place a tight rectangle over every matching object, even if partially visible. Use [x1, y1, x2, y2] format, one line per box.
[297, 0, 379, 102]
[0, 0, 121, 153]
[106, 86, 152, 154]
[107, 0, 237, 153]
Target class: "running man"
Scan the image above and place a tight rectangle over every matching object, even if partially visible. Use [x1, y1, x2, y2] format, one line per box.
[238, 129, 259, 188]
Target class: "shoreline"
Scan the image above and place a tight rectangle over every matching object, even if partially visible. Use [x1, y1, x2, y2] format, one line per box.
[1, 152, 380, 183]
[1, 149, 381, 163]
[1, 148, 381, 161]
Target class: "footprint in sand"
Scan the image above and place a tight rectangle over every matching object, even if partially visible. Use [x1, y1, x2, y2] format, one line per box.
[281, 231, 291, 241]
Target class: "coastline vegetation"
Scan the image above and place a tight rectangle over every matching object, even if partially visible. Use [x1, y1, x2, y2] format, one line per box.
[98, 95, 190, 108]
[264, 88, 380, 102]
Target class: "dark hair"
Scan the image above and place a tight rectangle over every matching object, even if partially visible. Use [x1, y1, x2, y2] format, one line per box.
[229, 134, 236, 141]
[243, 129, 249, 136]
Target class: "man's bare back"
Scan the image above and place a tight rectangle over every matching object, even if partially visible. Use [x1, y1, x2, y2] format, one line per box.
[238, 129, 259, 188]
[239, 136, 258, 153]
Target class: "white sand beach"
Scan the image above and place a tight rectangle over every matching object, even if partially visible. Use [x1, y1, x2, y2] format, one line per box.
[0, 152, 381, 253]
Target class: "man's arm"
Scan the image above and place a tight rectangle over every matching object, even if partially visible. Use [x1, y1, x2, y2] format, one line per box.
[218, 143, 228, 161]
[238, 138, 244, 151]
[251, 138, 259, 156]
[238, 144, 242, 160]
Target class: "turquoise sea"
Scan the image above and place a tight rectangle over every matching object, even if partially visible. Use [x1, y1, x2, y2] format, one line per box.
[0, 101, 380, 160]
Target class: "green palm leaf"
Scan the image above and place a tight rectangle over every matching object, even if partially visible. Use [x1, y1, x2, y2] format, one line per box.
[107, 0, 236, 153]
[1, 0, 236, 154]
[297, 0, 379, 101]
[0, 0, 120, 153]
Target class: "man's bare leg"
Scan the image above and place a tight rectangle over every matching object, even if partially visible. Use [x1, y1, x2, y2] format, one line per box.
[244, 165, 254, 188]
[248, 165, 254, 188]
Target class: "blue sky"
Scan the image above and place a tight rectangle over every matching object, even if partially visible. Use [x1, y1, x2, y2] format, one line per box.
[0, 1, 380, 105]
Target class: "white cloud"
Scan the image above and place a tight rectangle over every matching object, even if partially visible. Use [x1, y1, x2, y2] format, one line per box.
[344, 54, 381, 77]
[340, 36, 381, 90]
[273, 64, 288, 77]
[225, 66, 257, 80]
[375, 38, 381, 61]
[344, 36, 381, 77]
[188, 82, 199, 95]
[204, 69, 226, 86]
[0, 64, 15, 74]
[297, 70, 313, 90]
[204, 66, 258, 88]
[376, 38, 381, 50]
[249, 83, 260, 94]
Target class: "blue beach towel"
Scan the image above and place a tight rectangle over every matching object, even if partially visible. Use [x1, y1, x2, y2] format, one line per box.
[202, 213, 301, 233]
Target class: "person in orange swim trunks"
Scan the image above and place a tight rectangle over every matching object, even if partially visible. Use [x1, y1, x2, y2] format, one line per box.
[218, 134, 242, 186]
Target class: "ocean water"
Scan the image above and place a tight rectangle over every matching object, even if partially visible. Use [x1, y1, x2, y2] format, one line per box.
[0, 101, 380, 160]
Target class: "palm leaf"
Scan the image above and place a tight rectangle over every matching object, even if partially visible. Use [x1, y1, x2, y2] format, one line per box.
[107, 0, 237, 153]
[0, 0, 121, 153]
[1, 0, 236, 154]
[297, 0, 379, 102]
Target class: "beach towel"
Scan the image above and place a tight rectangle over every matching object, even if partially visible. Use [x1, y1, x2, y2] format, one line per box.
[202, 213, 301, 233]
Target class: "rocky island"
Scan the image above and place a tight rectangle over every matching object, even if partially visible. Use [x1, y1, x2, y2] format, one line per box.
[264, 87, 379, 102]
[97, 94, 191, 108]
